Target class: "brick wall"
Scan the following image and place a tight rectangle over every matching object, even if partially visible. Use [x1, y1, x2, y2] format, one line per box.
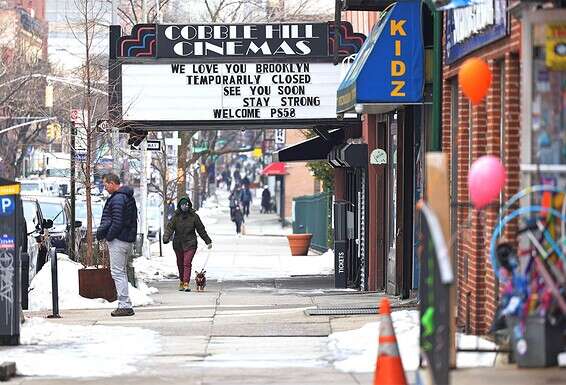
[343, 10, 380, 36]
[284, 129, 316, 223]
[442, 15, 521, 334]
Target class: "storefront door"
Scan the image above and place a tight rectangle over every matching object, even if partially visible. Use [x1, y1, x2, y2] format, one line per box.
[386, 112, 399, 294]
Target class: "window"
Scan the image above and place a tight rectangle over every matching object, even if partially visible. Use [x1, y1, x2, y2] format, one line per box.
[523, 16, 566, 189]
[39, 202, 66, 226]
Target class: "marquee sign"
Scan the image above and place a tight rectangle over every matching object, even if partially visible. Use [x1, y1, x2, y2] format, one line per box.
[109, 22, 365, 130]
[121, 62, 341, 121]
[156, 24, 329, 58]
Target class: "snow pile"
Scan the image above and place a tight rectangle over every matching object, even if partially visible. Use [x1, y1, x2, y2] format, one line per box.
[328, 310, 420, 373]
[28, 254, 157, 311]
[456, 334, 497, 368]
[0, 318, 160, 377]
[328, 311, 497, 373]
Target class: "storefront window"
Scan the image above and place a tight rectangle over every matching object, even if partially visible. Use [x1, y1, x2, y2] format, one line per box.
[530, 23, 566, 185]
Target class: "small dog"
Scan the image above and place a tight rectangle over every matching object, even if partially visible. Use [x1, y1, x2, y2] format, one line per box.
[195, 269, 206, 292]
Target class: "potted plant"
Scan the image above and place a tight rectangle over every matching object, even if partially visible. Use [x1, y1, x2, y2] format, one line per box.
[286, 233, 313, 256]
[78, 239, 117, 302]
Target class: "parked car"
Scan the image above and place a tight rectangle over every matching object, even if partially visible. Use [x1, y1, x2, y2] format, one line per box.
[21, 197, 52, 279]
[66, 197, 104, 260]
[37, 197, 67, 253]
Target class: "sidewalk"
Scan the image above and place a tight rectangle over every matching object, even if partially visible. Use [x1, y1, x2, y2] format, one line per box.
[1, 193, 564, 384]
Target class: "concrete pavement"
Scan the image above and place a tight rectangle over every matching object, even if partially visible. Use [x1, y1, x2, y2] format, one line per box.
[6, 193, 566, 384]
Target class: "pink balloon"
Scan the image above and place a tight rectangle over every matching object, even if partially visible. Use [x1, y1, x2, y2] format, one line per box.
[468, 155, 506, 209]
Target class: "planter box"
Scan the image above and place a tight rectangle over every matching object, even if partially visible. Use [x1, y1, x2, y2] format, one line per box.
[78, 268, 117, 302]
[509, 316, 565, 367]
[287, 234, 312, 256]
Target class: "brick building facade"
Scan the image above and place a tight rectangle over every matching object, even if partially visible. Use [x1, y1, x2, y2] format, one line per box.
[441, 2, 521, 334]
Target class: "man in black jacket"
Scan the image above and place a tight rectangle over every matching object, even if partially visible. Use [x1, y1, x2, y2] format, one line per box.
[96, 173, 137, 317]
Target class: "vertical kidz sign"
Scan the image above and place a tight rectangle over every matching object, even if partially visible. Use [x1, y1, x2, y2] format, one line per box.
[109, 22, 366, 130]
[336, 0, 424, 114]
[390, 19, 410, 97]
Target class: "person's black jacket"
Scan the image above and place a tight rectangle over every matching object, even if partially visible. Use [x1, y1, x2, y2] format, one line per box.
[261, 188, 271, 206]
[96, 186, 137, 243]
[232, 207, 244, 224]
[163, 197, 212, 252]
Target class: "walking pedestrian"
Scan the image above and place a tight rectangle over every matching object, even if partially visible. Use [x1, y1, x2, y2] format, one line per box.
[96, 173, 137, 317]
[239, 185, 252, 217]
[232, 204, 244, 236]
[261, 186, 271, 214]
[163, 197, 212, 292]
[229, 191, 238, 221]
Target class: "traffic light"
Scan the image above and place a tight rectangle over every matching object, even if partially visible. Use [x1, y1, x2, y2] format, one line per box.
[46, 122, 61, 140]
[127, 129, 147, 148]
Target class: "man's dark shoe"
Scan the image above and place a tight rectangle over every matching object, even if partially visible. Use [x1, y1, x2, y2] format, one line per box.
[111, 308, 135, 317]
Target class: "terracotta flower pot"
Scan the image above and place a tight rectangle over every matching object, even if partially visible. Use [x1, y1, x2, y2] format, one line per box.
[287, 233, 313, 256]
[78, 268, 117, 302]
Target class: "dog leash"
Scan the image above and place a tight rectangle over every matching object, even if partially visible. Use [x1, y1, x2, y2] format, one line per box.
[200, 248, 212, 270]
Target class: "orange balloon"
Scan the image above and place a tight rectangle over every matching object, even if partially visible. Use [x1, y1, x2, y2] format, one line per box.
[459, 57, 492, 105]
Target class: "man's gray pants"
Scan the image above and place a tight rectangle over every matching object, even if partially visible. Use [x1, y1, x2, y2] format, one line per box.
[108, 239, 133, 309]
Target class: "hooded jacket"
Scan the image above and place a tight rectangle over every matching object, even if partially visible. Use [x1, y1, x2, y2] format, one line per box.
[96, 186, 137, 243]
[163, 197, 212, 252]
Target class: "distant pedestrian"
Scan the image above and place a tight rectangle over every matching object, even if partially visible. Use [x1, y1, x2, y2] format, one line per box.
[167, 200, 175, 221]
[163, 197, 212, 292]
[239, 185, 252, 217]
[232, 204, 244, 236]
[261, 186, 271, 214]
[233, 169, 241, 185]
[96, 173, 137, 317]
[242, 175, 250, 188]
[229, 190, 239, 220]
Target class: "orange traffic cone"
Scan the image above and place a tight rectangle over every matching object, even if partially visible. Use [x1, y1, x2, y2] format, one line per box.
[373, 298, 407, 385]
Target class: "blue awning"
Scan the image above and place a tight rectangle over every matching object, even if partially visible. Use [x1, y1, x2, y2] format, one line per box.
[337, 0, 424, 114]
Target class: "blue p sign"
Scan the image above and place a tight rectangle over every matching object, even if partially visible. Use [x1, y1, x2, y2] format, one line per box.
[0, 197, 14, 216]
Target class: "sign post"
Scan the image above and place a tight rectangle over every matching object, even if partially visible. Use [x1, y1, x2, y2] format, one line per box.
[0, 178, 21, 346]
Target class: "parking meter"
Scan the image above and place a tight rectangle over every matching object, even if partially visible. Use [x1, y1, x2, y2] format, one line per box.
[0, 178, 22, 346]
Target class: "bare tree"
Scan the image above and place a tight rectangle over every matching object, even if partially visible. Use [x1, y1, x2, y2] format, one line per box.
[58, 0, 112, 267]
[0, 13, 51, 179]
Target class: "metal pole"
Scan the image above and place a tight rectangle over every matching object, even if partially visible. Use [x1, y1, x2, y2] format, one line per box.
[20, 252, 29, 310]
[47, 248, 60, 318]
[70, 122, 76, 262]
[158, 228, 163, 257]
[431, 6, 442, 151]
[140, 141, 149, 257]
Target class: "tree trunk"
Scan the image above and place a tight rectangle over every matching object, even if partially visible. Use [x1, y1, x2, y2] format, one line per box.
[193, 167, 199, 210]
[177, 131, 189, 199]
[84, 6, 94, 267]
